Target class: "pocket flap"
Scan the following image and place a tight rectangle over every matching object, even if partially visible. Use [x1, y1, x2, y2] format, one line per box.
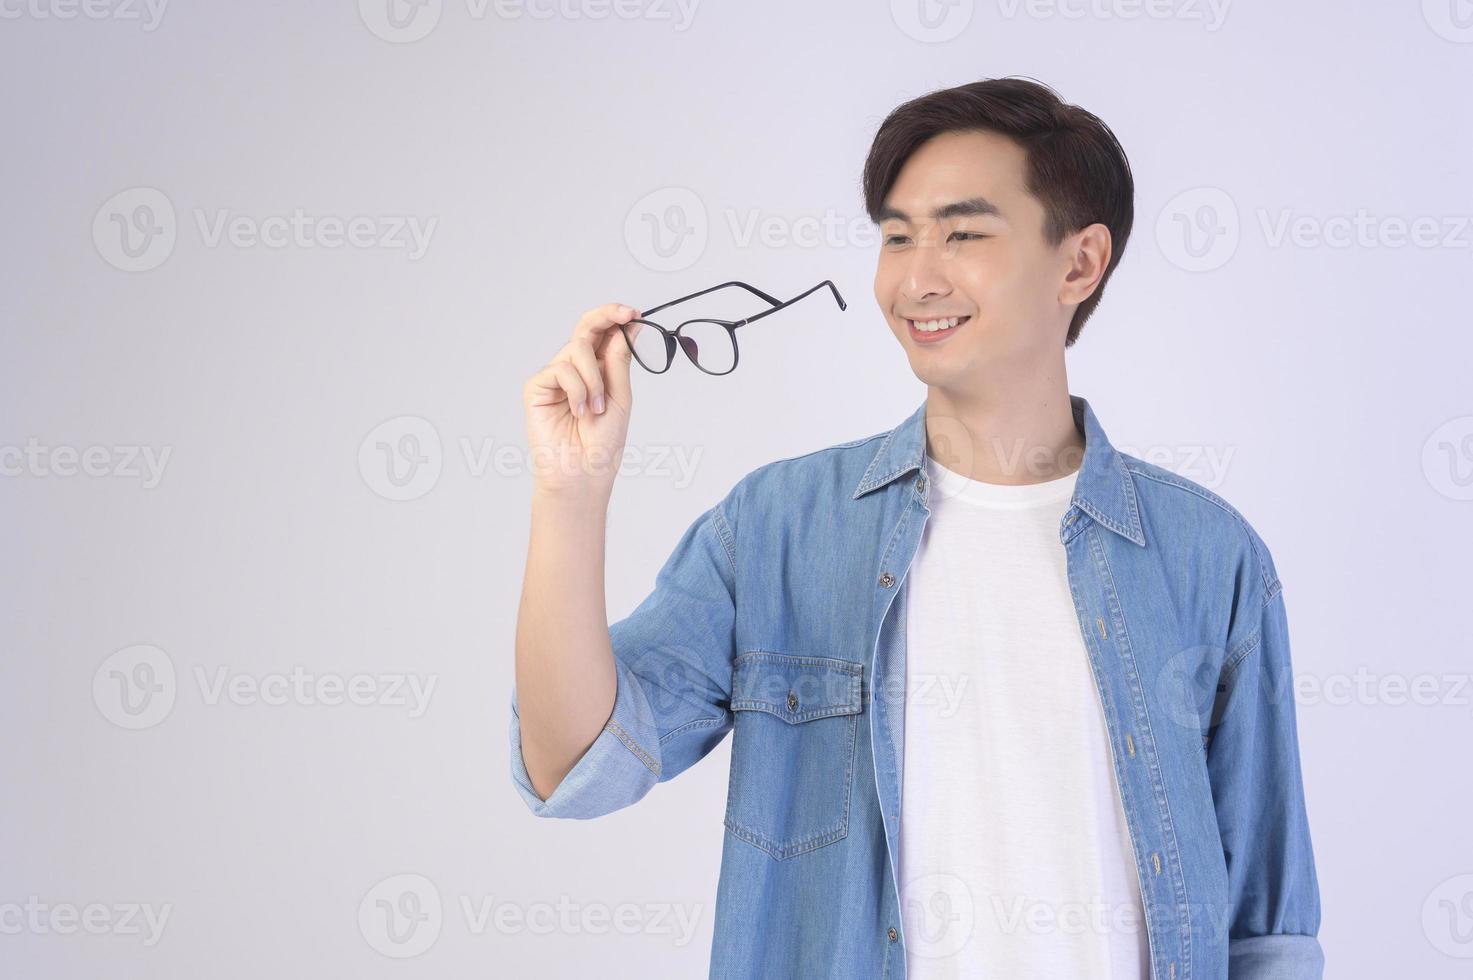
[731, 652, 863, 723]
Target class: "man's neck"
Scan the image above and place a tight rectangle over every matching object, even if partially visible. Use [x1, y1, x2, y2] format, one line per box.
[924, 375, 1084, 486]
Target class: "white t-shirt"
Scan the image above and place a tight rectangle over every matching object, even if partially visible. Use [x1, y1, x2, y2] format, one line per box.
[898, 451, 1150, 979]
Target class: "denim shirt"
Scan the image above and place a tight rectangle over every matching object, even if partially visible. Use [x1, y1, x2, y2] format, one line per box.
[509, 394, 1324, 980]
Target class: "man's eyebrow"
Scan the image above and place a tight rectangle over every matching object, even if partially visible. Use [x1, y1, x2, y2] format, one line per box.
[875, 197, 1004, 223]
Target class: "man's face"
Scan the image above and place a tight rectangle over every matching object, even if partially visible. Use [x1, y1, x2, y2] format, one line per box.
[874, 129, 1073, 390]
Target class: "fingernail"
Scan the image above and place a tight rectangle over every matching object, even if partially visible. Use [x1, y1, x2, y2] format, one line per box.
[574, 400, 585, 417]
[592, 394, 604, 414]
[618, 305, 632, 315]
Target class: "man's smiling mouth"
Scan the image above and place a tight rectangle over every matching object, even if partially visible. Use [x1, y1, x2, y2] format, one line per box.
[905, 315, 971, 341]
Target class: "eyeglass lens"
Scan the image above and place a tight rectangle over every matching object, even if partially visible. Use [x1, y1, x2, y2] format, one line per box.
[624, 320, 736, 374]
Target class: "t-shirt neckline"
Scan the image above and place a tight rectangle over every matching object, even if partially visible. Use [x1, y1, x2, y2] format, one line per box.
[924, 451, 1080, 509]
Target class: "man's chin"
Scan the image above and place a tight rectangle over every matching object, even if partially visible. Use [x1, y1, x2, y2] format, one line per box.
[905, 349, 969, 388]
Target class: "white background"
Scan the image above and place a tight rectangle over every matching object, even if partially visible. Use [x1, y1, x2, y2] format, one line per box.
[2, 0, 1471, 976]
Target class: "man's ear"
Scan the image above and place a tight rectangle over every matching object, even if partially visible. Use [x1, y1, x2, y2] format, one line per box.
[1059, 223, 1112, 307]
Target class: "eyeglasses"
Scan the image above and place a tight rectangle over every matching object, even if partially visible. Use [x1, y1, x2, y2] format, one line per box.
[619, 279, 847, 376]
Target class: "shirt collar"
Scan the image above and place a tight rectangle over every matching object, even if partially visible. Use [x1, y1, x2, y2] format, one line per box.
[850, 393, 1146, 546]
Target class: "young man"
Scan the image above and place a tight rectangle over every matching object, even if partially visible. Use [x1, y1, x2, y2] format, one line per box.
[511, 77, 1324, 980]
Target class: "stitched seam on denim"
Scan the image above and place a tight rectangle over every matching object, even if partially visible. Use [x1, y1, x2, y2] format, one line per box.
[737, 429, 890, 500]
[1125, 463, 1280, 597]
[1079, 498, 1123, 537]
[604, 718, 660, 777]
[730, 702, 861, 722]
[867, 500, 916, 941]
[862, 463, 923, 495]
[1122, 454, 1143, 523]
[1223, 623, 1265, 680]
[878, 506, 910, 583]
[712, 500, 738, 579]
[722, 703, 858, 861]
[731, 654, 862, 719]
[1076, 527, 1161, 976]
[780, 826, 848, 857]
[1227, 933, 1322, 943]
[855, 426, 902, 495]
[1093, 527, 1193, 977]
[722, 718, 856, 858]
[659, 715, 726, 745]
[723, 653, 861, 858]
[735, 651, 864, 672]
[844, 674, 857, 835]
[723, 715, 738, 841]
[1114, 451, 1145, 540]
[723, 819, 849, 859]
[1246, 516, 1281, 609]
[763, 432, 887, 472]
[1076, 492, 1142, 545]
[1222, 587, 1278, 682]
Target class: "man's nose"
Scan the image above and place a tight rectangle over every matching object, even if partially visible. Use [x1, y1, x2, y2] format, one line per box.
[902, 240, 953, 303]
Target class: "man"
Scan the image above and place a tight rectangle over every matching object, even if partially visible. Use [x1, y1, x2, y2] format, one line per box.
[511, 76, 1324, 980]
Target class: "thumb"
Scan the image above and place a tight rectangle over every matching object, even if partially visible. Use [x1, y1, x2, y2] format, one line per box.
[601, 313, 641, 408]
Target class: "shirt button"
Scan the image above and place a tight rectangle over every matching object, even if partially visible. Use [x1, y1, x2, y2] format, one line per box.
[915, 476, 926, 494]
[888, 926, 898, 942]
[878, 571, 895, 588]
[786, 691, 799, 711]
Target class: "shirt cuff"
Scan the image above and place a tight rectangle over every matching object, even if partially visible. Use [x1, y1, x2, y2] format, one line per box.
[508, 660, 662, 819]
[1228, 934, 1325, 980]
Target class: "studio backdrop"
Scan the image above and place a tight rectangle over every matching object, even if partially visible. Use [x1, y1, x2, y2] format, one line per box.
[2, 2, 1471, 978]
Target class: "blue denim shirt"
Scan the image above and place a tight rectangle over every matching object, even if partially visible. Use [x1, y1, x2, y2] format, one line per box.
[509, 394, 1324, 980]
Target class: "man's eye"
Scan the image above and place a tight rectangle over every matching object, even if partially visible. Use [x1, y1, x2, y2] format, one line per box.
[884, 232, 985, 246]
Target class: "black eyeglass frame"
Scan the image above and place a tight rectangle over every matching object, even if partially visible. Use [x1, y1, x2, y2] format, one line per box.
[618, 279, 847, 376]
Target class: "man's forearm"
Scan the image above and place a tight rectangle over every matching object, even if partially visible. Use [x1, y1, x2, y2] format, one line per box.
[514, 488, 618, 801]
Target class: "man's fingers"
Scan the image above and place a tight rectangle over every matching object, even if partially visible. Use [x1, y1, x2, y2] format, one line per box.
[526, 360, 589, 415]
[575, 303, 641, 348]
[601, 318, 639, 408]
[530, 303, 642, 415]
[562, 338, 606, 414]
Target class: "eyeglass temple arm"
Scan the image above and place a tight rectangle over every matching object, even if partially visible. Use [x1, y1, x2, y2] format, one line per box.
[734, 280, 847, 328]
[639, 281, 785, 318]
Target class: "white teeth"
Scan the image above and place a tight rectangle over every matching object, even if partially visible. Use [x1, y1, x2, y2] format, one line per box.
[912, 317, 963, 332]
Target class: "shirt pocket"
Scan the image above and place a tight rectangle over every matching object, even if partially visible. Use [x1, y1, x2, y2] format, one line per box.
[723, 651, 865, 860]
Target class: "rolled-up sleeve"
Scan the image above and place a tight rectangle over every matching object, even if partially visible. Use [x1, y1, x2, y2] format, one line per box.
[1209, 539, 1325, 980]
[509, 493, 740, 820]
